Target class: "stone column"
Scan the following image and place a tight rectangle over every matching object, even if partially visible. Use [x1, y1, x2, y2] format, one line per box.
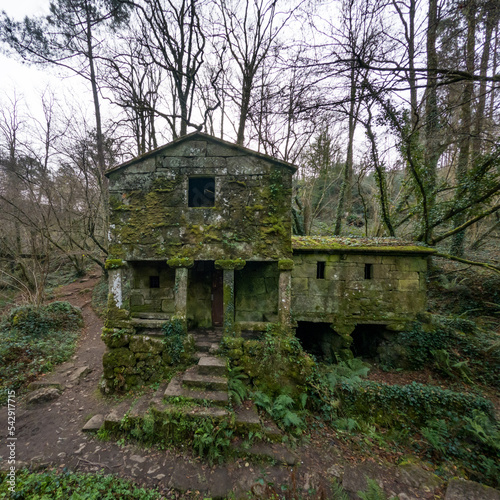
[278, 269, 292, 330]
[223, 268, 235, 335]
[215, 259, 245, 336]
[167, 258, 194, 332]
[174, 266, 189, 323]
[108, 268, 123, 308]
[278, 259, 294, 332]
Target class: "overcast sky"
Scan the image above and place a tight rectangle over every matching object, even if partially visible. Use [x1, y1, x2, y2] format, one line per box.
[1, 0, 99, 141]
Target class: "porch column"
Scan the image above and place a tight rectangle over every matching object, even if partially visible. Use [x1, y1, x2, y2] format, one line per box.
[174, 267, 189, 322]
[222, 268, 235, 335]
[215, 259, 246, 336]
[108, 268, 123, 308]
[278, 259, 294, 331]
[167, 258, 194, 330]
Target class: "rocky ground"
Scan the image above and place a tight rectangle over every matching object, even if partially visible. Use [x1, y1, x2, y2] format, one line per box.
[1, 273, 499, 499]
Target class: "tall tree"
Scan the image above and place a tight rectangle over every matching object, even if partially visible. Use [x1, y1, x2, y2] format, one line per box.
[216, 0, 296, 145]
[126, 0, 208, 138]
[0, 0, 130, 182]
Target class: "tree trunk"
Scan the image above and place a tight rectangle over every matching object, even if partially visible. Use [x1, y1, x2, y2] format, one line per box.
[334, 62, 357, 235]
[451, 0, 476, 256]
[423, 0, 439, 221]
[472, 3, 495, 156]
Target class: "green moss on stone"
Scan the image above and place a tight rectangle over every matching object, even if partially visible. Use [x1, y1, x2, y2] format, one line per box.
[167, 257, 195, 268]
[278, 259, 294, 271]
[105, 259, 125, 270]
[215, 258, 246, 270]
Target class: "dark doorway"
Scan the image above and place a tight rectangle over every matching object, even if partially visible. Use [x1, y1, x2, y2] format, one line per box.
[351, 324, 387, 358]
[295, 321, 337, 361]
[212, 268, 224, 326]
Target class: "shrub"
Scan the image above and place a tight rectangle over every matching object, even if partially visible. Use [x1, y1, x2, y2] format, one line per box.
[221, 327, 315, 399]
[390, 314, 500, 387]
[337, 380, 494, 428]
[0, 302, 83, 404]
[6, 301, 82, 338]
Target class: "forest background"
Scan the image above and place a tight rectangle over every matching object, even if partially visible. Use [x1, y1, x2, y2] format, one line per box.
[0, 0, 499, 301]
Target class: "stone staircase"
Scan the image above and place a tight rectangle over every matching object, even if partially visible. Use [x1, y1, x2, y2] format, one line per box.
[89, 330, 252, 432]
[82, 329, 294, 462]
[164, 329, 229, 406]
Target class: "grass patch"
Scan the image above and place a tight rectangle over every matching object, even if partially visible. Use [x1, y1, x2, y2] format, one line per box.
[0, 301, 83, 405]
[0, 469, 162, 499]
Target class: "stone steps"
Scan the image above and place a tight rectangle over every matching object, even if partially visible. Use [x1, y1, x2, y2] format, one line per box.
[164, 375, 229, 406]
[198, 356, 227, 376]
[182, 370, 228, 392]
[96, 330, 283, 450]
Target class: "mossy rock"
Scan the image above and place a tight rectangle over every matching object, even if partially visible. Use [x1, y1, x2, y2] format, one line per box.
[278, 259, 294, 271]
[103, 348, 136, 377]
[129, 335, 164, 354]
[101, 328, 131, 348]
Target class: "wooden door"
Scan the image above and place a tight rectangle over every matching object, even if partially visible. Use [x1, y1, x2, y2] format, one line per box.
[212, 268, 224, 327]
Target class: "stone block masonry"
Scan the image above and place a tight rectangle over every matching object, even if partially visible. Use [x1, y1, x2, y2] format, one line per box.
[291, 249, 429, 331]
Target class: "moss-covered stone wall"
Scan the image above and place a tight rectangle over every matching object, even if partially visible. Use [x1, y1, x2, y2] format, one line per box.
[106, 136, 293, 261]
[291, 252, 428, 330]
[129, 262, 175, 316]
[234, 261, 279, 323]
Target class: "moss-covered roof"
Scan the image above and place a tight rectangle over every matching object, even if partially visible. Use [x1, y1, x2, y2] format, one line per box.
[292, 236, 436, 254]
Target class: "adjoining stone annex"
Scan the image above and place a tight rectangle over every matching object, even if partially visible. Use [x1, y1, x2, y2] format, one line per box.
[102, 132, 434, 392]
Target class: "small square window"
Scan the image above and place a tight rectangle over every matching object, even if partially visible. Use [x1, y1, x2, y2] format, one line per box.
[149, 276, 160, 288]
[317, 261, 326, 279]
[364, 264, 373, 280]
[188, 177, 215, 207]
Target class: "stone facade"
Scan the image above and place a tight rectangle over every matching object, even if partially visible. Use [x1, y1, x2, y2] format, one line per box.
[291, 243, 431, 334]
[101, 133, 434, 392]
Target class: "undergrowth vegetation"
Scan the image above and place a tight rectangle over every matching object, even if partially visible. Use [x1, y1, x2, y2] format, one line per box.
[0, 469, 162, 499]
[116, 407, 236, 465]
[220, 310, 500, 488]
[0, 301, 83, 405]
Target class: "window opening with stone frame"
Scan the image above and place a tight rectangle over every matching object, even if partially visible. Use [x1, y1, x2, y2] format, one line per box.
[188, 177, 215, 207]
[364, 263, 373, 280]
[317, 261, 326, 279]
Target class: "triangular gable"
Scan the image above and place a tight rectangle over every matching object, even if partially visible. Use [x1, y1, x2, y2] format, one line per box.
[105, 131, 297, 176]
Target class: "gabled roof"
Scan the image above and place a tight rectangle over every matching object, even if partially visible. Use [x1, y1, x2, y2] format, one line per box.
[105, 131, 297, 176]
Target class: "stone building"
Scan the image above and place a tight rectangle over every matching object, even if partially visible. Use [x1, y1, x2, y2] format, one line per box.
[102, 132, 434, 390]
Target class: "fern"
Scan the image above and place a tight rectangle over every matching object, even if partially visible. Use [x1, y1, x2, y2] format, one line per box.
[464, 410, 500, 451]
[431, 349, 474, 384]
[253, 390, 272, 412]
[358, 479, 398, 500]
[331, 479, 350, 500]
[325, 358, 370, 388]
[282, 410, 304, 429]
[421, 419, 449, 455]
[273, 394, 295, 412]
[228, 365, 248, 405]
[335, 417, 360, 432]
[253, 391, 305, 434]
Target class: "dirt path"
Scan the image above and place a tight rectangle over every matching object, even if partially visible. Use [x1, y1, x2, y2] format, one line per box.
[0, 274, 464, 499]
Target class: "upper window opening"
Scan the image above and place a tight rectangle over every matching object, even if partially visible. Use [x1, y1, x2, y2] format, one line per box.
[188, 177, 215, 207]
[317, 261, 326, 279]
[149, 276, 160, 288]
[364, 263, 373, 280]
